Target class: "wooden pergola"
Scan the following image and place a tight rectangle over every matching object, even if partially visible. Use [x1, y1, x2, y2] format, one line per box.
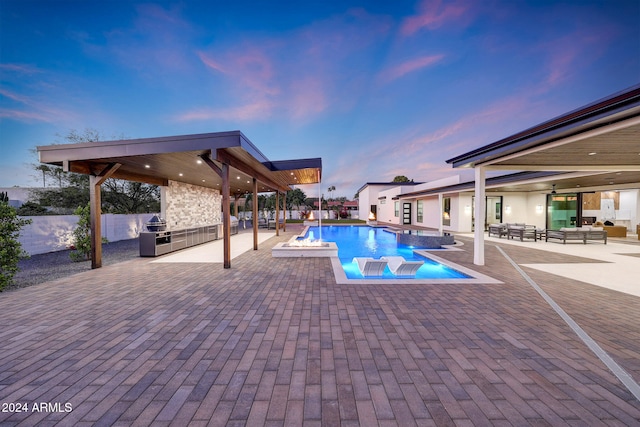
[37, 130, 322, 269]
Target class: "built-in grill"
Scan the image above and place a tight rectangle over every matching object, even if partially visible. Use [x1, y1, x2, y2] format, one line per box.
[146, 215, 167, 232]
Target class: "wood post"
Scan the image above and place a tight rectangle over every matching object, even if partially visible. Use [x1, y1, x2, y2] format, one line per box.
[275, 191, 280, 236]
[88, 163, 121, 269]
[89, 175, 102, 269]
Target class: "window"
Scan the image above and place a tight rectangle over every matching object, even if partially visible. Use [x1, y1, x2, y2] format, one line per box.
[443, 197, 451, 226]
[417, 200, 423, 222]
[394, 201, 399, 217]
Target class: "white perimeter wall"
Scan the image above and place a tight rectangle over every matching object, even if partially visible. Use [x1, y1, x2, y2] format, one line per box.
[18, 213, 157, 255]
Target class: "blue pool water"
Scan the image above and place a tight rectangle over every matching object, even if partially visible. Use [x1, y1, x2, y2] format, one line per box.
[302, 226, 470, 279]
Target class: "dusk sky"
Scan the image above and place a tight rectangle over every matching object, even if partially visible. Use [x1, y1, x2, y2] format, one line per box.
[1, 0, 639, 199]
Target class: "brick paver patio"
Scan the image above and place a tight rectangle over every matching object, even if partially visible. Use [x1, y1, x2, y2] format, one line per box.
[1, 226, 639, 426]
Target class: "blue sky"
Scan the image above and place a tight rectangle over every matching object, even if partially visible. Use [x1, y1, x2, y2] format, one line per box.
[1, 0, 638, 199]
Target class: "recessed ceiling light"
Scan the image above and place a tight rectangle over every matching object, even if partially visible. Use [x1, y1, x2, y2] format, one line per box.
[576, 184, 580, 187]
[145, 164, 150, 168]
[588, 152, 597, 156]
[197, 159, 202, 164]
[202, 179, 205, 182]
[178, 173, 183, 177]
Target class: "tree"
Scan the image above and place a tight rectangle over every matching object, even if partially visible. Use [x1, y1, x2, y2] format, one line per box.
[16, 201, 48, 216]
[0, 200, 31, 291]
[286, 188, 306, 219]
[31, 129, 160, 214]
[327, 185, 336, 200]
[34, 165, 51, 187]
[392, 175, 412, 182]
[102, 180, 160, 213]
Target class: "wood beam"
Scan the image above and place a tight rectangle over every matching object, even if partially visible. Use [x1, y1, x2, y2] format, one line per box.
[69, 161, 167, 186]
[222, 163, 231, 268]
[199, 153, 223, 177]
[216, 149, 290, 193]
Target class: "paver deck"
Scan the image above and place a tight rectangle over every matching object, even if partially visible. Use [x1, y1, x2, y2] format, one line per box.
[1, 225, 639, 426]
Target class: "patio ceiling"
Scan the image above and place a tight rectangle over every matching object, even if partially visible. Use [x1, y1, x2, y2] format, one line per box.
[37, 131, 322, 195]
[447, 84, 640, 178]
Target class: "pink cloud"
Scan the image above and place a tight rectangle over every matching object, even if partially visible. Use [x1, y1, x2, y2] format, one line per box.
[378, 54, 445, 83]
[0, 63, 42, 74]
[540, 29, 611, 88]
[197, 52, 226, 74]
[175, 100, 275, 122]
[0, 88, 75, 123]
[401, 0, 471, 36]
[188, 8, 392, 123]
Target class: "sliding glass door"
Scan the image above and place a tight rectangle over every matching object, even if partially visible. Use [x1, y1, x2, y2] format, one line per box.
[546, 193, 578, 230]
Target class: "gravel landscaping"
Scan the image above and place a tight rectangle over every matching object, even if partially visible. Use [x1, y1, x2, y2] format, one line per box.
[7, 238, 140, 292]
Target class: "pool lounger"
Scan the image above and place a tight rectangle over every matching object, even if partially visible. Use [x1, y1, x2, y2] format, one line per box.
[381, 256, 424, 277]
[353, 257, 388, 277]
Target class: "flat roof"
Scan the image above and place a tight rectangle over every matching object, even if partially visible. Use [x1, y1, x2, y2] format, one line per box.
[446, 84, 640, 172]
[37, 130, 322, 194]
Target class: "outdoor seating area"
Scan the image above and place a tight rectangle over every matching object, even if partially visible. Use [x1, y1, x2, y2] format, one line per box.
[489, 223, 610, 244]
[489, 223, 540, 241]
[546, 226, 608, 244]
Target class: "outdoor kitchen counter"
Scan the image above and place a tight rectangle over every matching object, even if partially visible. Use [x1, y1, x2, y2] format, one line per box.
[139, 224, 223, 257]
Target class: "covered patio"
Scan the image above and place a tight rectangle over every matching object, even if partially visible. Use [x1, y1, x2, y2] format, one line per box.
[37, 130, 322, 269]
[447, 84, 640, 265]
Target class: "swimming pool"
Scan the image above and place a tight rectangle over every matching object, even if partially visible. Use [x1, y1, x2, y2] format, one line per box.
[302, 225, 470, 280]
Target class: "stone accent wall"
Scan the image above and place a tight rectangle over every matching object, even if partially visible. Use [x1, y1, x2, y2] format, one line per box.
[164, 180, 221, 230]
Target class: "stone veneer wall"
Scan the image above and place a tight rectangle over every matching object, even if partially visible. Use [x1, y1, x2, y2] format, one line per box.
[163, 180, 222, 230]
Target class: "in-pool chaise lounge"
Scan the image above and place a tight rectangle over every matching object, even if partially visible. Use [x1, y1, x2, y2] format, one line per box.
[353, 257, 388, 277]
[381, 256, 424, 277]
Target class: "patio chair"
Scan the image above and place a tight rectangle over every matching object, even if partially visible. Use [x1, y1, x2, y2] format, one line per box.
[353, 257, 388, 277]
[381, 256, 424, 277]
[507, 224, 537, 241]
[488, 223, 507, 238]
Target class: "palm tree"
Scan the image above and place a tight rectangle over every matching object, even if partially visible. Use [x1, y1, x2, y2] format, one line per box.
[327, 185, 336, 200]
[287, 188, 306, 219]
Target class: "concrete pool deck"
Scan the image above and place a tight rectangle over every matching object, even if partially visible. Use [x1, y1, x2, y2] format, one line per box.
[1, 224, 639, 425]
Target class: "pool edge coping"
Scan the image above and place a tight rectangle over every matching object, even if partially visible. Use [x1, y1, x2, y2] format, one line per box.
[296, 225, 502, 285]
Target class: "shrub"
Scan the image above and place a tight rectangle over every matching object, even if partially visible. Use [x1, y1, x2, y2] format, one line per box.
[70, 202, 107, 262]
[0, 201, 31, 291]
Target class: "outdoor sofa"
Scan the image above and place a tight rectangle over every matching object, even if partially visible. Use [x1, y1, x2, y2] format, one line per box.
[545, 226, 607, 244]
[507, 224, 538, 241]
[488, 223, 525, 238]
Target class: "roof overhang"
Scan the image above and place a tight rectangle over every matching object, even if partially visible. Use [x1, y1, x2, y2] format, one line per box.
[446, 84, 640, 174]
[397, 170, 640, 200]
[37, 130, 322, 194]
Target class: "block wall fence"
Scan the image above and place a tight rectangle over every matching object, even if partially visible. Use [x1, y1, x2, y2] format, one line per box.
[18, 213, 157, 255]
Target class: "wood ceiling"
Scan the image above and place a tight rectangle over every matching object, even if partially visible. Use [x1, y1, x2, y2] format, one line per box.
[37, 131, 322, 195]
